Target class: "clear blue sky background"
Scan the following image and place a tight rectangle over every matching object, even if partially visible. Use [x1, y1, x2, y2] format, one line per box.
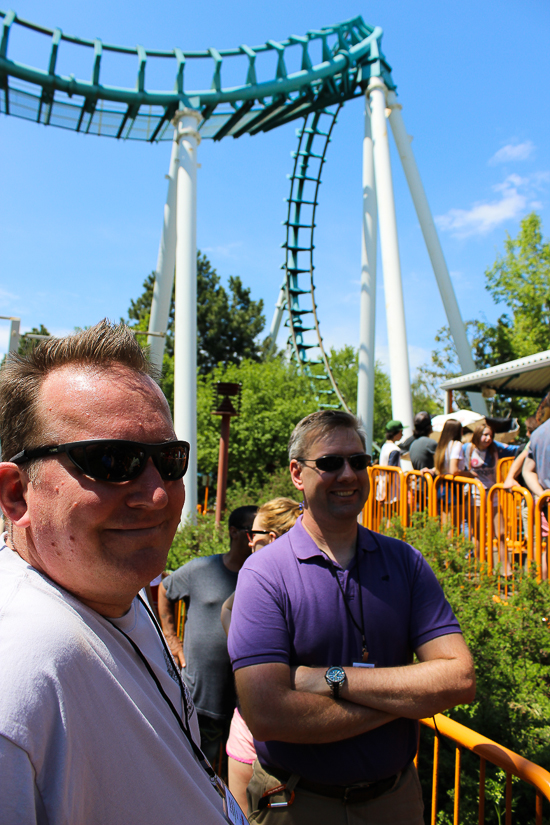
[1, 0, 549, 378]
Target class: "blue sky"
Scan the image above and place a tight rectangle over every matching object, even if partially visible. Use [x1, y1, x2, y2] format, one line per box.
[1, 0, 549, 377]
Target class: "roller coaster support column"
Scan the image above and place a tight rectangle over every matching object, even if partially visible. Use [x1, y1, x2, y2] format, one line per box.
[368, 78, 414, 436]
[386, 92, 487, 417]
[174, 108, 201, 524]
[147, 132, 179, 371]
[357, 96, 378, 451]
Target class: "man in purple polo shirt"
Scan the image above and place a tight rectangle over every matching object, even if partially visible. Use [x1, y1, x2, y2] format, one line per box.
[228, 410, 475, 824]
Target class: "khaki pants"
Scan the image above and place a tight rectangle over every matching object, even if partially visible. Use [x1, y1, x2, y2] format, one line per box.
[247, 760, 424, 824]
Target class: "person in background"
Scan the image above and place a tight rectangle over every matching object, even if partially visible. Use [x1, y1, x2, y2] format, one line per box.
[522, 414, 550, 579]
[378, 420, 404, 468]
[228, 410, 474, 824]
[433, 419, 467, 478]
[464, 422, 520, 577]
[221, 497, 302, 813]
[407, 412, 437, 471]
[158, 505, 257, 770]
[376, 420, 404, 510]
[503, 416, 538, 491]
[464, 422, 520, 491]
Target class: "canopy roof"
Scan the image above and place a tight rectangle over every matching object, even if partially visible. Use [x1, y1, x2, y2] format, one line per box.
[440, 351, 550, 399]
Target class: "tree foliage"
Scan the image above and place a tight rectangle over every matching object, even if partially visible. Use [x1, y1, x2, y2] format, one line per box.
[418, 213, 550, 419]
[387, 514, 550, 823]
[127, 252, 265, 373]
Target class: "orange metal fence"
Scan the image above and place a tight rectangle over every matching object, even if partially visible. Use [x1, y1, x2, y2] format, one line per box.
[430, 474, 486, 564]
[403, 470, 433, 527]
[486, 483, 534, 578]
[496, 456, 515, 485]
[419, 713, 550, 825]
[363, 465, 550, 580]
[368, 465, 404, 533]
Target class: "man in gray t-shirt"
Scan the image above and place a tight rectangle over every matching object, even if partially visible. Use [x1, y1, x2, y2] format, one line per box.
[159, 505, 256, 766]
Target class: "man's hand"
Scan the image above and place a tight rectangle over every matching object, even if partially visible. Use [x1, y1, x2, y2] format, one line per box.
[167, 636, 186, 669]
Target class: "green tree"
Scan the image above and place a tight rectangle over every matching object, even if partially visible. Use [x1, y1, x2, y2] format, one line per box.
[17, 325, 51, 356]
[418, 213, 549, 418]
[127, 252, 265, 374]
[327, 345, 442, 450]
[196, 356, 318, 495]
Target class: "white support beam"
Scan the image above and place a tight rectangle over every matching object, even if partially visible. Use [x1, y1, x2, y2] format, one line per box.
[368, 77, 414, 437]
[173, 108, 201, 525]
[387, 92, 487, 416]
[267, 285, 286, 355]
[148, 132, 179, 372]
[357, 94, 377, 452]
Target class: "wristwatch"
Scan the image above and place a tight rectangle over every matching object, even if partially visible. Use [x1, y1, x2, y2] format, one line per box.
[325, 665, 346, 699]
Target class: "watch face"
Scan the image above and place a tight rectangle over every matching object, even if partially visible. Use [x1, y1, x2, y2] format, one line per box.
[326, 666, 346, 684]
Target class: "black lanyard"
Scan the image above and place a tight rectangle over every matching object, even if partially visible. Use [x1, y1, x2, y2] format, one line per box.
[332, 546, 369, 662]
[107, 595, 221, 791]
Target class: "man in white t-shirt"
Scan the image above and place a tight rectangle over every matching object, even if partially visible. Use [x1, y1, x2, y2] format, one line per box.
[0, 322, 236, 825]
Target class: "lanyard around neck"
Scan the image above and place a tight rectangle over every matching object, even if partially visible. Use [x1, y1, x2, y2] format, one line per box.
[107, 595, 220, 786]
[330, 549, 369, 663]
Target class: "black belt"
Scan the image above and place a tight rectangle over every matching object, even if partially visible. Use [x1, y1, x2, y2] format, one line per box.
[269, 767, 398, 805]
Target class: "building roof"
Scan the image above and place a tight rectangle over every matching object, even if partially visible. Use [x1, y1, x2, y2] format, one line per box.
[440, 351, 550, 399]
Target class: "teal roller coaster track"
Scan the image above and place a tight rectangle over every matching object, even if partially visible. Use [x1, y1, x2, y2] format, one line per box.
[0, 9, 395, 408]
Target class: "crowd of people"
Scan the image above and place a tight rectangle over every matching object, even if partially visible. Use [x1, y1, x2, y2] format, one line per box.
[375, 408, 550, 577]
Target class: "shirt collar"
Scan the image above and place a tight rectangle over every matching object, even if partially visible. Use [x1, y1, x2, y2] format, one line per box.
[288, 516, 377, 561]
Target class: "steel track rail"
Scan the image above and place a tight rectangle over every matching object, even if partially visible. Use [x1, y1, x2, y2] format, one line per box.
[283, 106, 350, 411]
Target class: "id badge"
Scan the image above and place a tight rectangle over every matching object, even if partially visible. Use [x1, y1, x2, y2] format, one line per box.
[212, 774, 248, 825]
[222, 783, 249, 825]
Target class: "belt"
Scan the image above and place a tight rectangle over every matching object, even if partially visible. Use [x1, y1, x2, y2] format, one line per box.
[268, 767, 399, 805]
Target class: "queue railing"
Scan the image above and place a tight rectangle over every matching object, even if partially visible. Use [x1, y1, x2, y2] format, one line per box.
[496, 456, 515, 485]
[486, 484, 534, 584]
[430, 474, 486, 564]
[419, 713, 550, 825]
[365, 467, 545, 582]
[368, 465, 405, 532]
[403, 470, 433, 527]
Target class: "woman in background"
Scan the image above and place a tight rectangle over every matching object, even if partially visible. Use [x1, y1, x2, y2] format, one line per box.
[465, 422, 520, 576]
[221, 497, 301, 813]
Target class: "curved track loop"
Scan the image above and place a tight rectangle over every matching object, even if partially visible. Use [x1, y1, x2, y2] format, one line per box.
[0, 10, 394, 141]
[283, 106, 350, 412]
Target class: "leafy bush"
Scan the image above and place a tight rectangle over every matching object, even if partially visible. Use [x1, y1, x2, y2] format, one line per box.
[386, 514, 550, 822]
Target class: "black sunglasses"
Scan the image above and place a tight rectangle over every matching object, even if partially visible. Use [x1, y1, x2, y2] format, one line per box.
[9, 439, 190, 483]
[247, 529, 271, 538]
[297, 453, 371, 473]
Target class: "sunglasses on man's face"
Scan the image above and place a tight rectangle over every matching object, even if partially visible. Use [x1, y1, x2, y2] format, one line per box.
[9, 439, 190, 483]
[297, 453, 371, 473]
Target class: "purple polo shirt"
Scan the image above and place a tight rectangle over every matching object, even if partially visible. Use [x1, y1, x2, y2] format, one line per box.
[228, 517, 461, 785]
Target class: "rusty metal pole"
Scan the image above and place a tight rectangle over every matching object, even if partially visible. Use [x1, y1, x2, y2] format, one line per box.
[212, 382, 242, 526]
[215, 414, 231, 526]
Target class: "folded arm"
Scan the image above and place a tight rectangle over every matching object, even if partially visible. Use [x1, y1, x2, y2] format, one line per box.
[293, 633, 475, 720]
[235, 662, 396, 744]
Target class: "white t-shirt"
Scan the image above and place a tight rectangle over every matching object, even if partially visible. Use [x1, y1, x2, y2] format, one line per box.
[0, 543, 228, 825]
[442, 441, 465, 474]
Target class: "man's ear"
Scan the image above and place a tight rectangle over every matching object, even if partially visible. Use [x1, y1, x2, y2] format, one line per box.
[228, 524, 239, 541]
[0, 463, 31, 527]
[289, 459, 304, 492]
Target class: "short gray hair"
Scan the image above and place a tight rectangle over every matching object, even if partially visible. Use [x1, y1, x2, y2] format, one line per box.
[288, 410, 366, 462]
